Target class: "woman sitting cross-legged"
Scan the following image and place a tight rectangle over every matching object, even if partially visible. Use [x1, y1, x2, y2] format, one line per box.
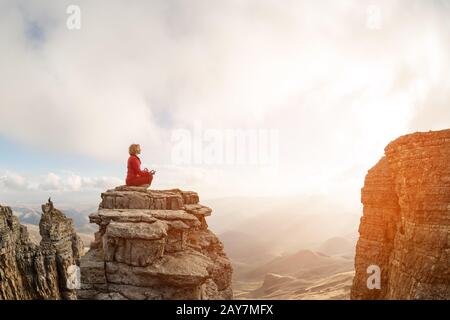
[126, 143, 155, 188]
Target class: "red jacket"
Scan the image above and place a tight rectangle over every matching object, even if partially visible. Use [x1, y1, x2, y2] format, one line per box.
[126, 155, 146, 182]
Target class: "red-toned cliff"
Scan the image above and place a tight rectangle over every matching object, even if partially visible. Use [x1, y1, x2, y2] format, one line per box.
[351, 129, 450, 299]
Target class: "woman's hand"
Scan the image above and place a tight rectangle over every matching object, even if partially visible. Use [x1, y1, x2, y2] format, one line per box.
[143, 168, 149, 172]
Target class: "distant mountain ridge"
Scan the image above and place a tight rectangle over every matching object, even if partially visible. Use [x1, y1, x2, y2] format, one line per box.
[234, 249, 354, 300]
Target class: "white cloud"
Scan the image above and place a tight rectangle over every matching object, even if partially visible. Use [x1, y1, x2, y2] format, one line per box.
[35, 172, 122, 192]
[79, 176, 123, 190]
[0, 0, 449, 201]
[40, 172, 62, 190]
[0, 171, 29, 191]
[66, 174, 82, 191]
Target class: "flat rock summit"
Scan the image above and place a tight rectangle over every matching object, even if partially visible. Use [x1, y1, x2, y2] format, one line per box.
[78, 187, 233, 300]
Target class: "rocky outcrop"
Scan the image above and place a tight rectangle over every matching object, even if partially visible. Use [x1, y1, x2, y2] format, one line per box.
[78, 187, 233, 300]
[351, 129, 450, 300]
[0, 199, 84, 299]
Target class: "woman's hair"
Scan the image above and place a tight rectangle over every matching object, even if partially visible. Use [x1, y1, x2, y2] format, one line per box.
[129, 144, 140, 155]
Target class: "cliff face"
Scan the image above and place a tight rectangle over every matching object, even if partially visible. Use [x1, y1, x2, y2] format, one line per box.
[0, 200, 83, 299]
[78, 187, 233, 300]
[351, 129, 450, 300]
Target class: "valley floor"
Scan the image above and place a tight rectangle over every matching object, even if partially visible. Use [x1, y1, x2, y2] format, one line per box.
[233, 271, 354, 300]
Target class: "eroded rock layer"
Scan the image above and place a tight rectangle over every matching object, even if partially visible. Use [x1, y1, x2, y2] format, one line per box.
[0, 200, 83, 299]
[351, 129, 450, 300]
[78, 187, 233, 300]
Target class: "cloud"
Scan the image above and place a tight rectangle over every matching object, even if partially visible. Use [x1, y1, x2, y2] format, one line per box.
[0, 171, 29, 190]
[0, 170, 123, 205]
[37, 172, 122, 192]
[0, 0, 449, 201]
[77, 175, 123, 191]
[40, 172, 62, 190]
[66, 174, 82, 191]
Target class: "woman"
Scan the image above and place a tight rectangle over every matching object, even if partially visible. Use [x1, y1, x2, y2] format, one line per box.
[126, 144, 155, 187]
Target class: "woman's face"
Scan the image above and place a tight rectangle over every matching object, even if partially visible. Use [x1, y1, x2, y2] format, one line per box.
[136, 145, 141, 154]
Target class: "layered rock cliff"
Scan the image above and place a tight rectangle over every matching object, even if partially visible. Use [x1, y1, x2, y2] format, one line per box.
[78, 187, 233, 300]
[351, 129, 450, 299]
[0, 199, 83, 299]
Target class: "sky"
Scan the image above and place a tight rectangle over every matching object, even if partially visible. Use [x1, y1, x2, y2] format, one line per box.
[0, 0, 449, 207]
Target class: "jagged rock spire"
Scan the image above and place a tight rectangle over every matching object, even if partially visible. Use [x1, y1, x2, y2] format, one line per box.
[0, 200, 83, 300]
